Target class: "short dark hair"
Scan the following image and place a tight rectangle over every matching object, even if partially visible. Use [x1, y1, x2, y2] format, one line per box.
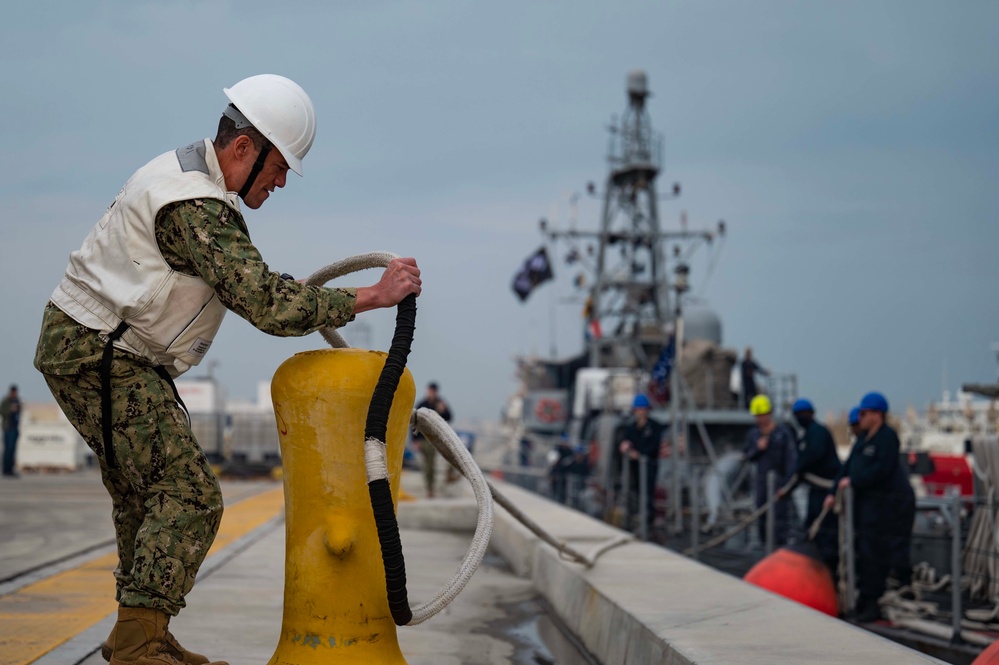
[428, 382, 439, 391]
[214, 105, 268, 151]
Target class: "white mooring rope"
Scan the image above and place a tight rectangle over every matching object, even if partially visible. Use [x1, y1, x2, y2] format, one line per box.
[407, 408, 494, 624]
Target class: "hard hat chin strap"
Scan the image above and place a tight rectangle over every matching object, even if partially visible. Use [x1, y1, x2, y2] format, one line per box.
[238, 141, 272, 201]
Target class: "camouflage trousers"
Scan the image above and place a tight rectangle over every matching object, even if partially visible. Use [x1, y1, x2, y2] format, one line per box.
[418, 438, 436, 495]
[42, 355, 223, 616]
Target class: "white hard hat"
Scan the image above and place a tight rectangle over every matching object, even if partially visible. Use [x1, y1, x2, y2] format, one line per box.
[223, 74, 316, 176]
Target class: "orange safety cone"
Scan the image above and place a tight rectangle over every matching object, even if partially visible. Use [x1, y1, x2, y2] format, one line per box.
[743, 541, 839, 617]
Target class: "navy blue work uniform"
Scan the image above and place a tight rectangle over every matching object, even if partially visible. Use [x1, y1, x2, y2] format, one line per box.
[550, 444, 590, 504]
[619, 417, 667, 528]
[743, 424, 797, 545]
[888, 456, 916, 587]
[795, 420, 841, 572]
[835, 424, 908, 609]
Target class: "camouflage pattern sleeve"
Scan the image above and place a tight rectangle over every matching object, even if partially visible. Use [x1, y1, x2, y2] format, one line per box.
[155, 199, 356, 337]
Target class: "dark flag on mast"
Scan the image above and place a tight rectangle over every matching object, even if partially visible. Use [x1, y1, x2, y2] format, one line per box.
[512, 247, 554, 302]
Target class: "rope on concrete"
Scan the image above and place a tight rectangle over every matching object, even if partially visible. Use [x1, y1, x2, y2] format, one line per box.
[408, 408, 494, 625]
[485, 476, 632, 568]
[410, 408, 634, 613]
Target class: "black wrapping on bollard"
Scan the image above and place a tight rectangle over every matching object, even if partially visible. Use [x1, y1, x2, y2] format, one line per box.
[365, 293, 417, 626]
[369, 478, 413, 625]
[364, 294, 417, 444]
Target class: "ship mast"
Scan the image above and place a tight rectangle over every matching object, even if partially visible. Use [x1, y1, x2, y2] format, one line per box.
[543, 71, 719, 371]
[540, 71, 723, 372]
[587, 69, 667, 369]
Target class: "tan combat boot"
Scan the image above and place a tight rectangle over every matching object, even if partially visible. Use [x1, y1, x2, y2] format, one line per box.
[102, 622, 216, 665]
[106, 607, 228, 665]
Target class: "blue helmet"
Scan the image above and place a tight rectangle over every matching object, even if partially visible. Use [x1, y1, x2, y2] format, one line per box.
[859, 392, 889, 413]
[633, 394, 651, 409]
[848, 407, 861, 425]
[792, 398, 815, 414]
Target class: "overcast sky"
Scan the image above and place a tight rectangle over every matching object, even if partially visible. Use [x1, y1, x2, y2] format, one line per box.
[1, 0, 997, 422]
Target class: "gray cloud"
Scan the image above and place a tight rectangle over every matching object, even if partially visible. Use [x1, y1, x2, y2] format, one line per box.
[2, 0, 997, 422]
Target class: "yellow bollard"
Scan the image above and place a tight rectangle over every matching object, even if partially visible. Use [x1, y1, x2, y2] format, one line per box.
[268, 348, 416, 665]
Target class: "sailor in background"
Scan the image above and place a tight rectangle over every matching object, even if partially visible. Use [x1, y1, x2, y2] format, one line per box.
[617, 394, 668, 531]
[825, 392, 911, 622]
[739, 347, 770, 409]
[743, 395, 797, 546]
[549, 432, 590, 505]
[413, 382, 452, 498]
[786, 399, 841, 573]
[889, 440, 917, 589]
[0, 385, 21, 478]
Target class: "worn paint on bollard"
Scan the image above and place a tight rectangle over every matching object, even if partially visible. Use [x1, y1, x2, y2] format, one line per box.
[268, 348, 415, 665]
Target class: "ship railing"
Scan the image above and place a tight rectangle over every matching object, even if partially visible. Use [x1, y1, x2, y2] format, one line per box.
[502, 431, 999, 650]
[763, 372, 799, 418]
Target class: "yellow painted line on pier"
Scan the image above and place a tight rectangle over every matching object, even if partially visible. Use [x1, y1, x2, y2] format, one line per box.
[0, 485, 285, 665]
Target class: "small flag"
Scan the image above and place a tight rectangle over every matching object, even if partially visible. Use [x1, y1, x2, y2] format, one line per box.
[512, 246, 554, 302]
[585, 318, 602, 341]
[649, 334, 675, 399]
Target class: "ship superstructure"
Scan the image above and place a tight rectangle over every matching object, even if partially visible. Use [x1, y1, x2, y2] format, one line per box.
[509, 70, 799, 534]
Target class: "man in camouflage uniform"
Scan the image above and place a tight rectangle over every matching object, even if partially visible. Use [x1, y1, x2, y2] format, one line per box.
[34, 75, 422, 665]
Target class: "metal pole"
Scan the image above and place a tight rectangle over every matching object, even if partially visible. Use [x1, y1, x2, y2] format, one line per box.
[639, 455, 649, 541]
[766, 471, 776, 554]
[690, 470, 700, 560]
[951, 491, 964, 644]
[705, 367, 713, 410]
[621, 456, 631, 530]
[669, 338, 683, 533]
[844, 485, 857, 615]
[671, 307, 684, 533]
[604, 472, 616, 523]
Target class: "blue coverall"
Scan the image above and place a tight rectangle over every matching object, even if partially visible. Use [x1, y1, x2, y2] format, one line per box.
[833, 424, 910, 609]
[619, 417, 667, 528]
[795, 420, 842, 572]
[744, 424, 797, 546]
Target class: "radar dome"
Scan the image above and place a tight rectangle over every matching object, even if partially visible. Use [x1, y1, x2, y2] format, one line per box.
[683, 305, 722, 345]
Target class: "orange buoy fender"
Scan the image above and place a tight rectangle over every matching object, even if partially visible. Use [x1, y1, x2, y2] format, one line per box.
[972, 638, 999, 664]
[743, 542, 839, 617]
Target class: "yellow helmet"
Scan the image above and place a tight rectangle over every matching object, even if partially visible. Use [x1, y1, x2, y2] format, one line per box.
[749, 394, 772, 416]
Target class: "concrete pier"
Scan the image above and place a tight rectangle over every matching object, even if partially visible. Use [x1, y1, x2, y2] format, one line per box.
[1, 467, 949, 664]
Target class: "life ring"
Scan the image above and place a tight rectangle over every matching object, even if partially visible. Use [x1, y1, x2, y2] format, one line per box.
[535, 397, 564, 424]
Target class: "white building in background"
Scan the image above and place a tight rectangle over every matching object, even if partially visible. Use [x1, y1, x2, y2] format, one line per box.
[17, 402, 89, 471]
[224, 381, 281, 465]
[17, 380, 280, 471]
[175, 378, 279, 465]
